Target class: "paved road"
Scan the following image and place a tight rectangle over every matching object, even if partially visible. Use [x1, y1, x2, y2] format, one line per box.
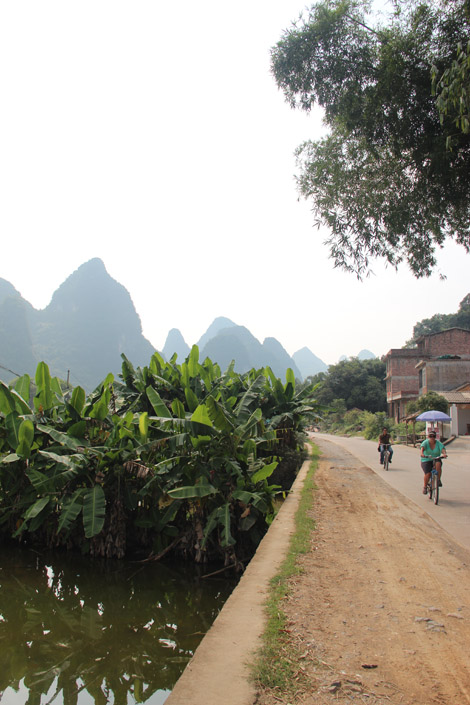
[312, 433, 470, 550]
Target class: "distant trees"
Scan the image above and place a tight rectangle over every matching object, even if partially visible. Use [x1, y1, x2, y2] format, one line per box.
[309, 357, 387, 413]
[406, 293, 470, 345]
[406, 391, 449, 415]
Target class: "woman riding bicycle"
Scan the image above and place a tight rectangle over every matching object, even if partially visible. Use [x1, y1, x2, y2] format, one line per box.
[420, 430, 447, 495]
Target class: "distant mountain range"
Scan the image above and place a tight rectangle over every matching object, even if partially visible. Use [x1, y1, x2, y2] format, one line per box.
[0, 259, 154, 390]
[0, 258, 375, 390]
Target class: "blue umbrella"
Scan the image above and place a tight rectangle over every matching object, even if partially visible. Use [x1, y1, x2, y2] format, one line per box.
[416, 410, 451, 421]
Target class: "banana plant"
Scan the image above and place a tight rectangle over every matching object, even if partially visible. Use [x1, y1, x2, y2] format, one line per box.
[0, 355, 321, 562]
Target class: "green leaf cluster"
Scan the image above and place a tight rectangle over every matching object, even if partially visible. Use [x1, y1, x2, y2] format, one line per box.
[271, 0, 470, 277]
[308, 357, 387, 413]
[406, 391, 449, 415]
[0, 350, 321, 563]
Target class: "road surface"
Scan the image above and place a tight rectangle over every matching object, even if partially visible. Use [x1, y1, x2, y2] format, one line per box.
[313, 433, 470, 549]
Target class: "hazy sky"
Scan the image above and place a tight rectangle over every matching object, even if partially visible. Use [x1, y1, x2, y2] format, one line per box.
[1, 1, 468, 366]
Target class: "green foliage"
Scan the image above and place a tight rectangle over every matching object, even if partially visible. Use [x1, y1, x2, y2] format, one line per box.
[271, 0, 470, 277]
[433, 7, 470, 139]
[311, 357, 386, 413]
[362, 411, 390, 440]
[406, 293, 470, 345]
[406, 391, 449, 415]
[0, 353, 321, 563]
[319, 404, 395, 439]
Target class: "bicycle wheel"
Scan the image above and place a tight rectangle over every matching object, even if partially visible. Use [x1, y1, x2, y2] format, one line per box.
[383, 451, 389, 471]
[432, 473, 439, 505]
[428, 478, 433, 501]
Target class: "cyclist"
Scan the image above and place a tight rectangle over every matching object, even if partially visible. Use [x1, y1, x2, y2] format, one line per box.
[420, 430, 447, 494]
[378, 427, 393, 465]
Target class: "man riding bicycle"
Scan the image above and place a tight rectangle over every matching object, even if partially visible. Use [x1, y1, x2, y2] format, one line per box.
[420, 430, 447, 494]
[378, 427, 393, 465]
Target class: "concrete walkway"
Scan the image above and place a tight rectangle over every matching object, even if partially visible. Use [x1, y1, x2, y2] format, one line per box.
[164, 456, 311, 705]
[313, 433, 470, 550]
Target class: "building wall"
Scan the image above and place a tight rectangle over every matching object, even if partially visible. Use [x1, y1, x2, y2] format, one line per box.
[421, 360, 470, 395]
[418, 328, 470, 356]
[385, 329, 470, 421]
[385, 350, 421, 418]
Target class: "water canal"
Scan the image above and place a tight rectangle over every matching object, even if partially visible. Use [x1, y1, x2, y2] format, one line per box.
[0, 545, 238, 705]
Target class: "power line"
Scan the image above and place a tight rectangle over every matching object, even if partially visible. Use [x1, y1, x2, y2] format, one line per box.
[0, 362, 22, 377]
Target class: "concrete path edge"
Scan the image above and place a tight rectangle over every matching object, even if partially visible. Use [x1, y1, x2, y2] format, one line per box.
[165, 454, 312, 705]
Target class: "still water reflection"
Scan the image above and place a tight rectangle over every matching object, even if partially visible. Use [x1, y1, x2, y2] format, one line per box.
[0, 546, 238, 705]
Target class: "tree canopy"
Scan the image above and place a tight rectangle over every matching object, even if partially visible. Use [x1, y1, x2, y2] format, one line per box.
[271, 0, 470, 278]
[310, 356, 387, 412]
[406, 391, 449, 414]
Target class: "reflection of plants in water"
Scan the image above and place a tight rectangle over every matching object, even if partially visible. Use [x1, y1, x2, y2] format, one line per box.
[0, 549, 235, 705]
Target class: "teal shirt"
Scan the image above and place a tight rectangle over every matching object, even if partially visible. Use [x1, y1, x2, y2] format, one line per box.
[421, 439, 445, 459]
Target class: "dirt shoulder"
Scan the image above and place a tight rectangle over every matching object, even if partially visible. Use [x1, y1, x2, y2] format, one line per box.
[257, 438, 470, 705]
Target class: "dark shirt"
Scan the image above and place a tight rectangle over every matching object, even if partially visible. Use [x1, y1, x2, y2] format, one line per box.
[379, 433, 391, 445]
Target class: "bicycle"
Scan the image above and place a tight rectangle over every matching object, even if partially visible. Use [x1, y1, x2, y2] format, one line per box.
[382, 444, 392, 471]
[424, 455, 445, 505]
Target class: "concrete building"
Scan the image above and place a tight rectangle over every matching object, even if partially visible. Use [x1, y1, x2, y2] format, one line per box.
[437, 383, 470, 437]
[384, 328, 470, 427]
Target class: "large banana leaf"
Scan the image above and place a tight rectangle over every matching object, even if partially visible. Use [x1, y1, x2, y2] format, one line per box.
[219, 503, 235, 547]
[51, 376, 63, 397]
[205, 396, 234, 432]
[181, 361, 190, 389]
[38, 450, 81, 468]
[171, 398, 186, 418]
[191, 404, 213, 427]
[34, 362, 53, 412]
[188, 345, 199, 378]
[167, 484, 217, 499]
[37, 425, 87, 451]
[146, 386, 172, 418]
[14, 374, 31, 406]
[23, 497, 50, 520]
[251, 460, 278, 484]
[149, 350, 165, 374]
[284, 368, 295, 401]
[83, 485, 106, 538]
[184, 386, 199, 413]
[0, 383, 17, 415]
[1, 453, 20, 463]
[26, 467, 53, 490]
[70, 386, 86, 415]
[89, 387, 111, 421]
[235, 374, 265, 423]
[232, 489, 269, 512]
[5, 413, 22, 450]
[202, 504, 235, 548]
[11, 390, 33, 415]
[16, 419, 35, 459]
[237, 407, 262, 441]
[58, 489, 85, 533]
[139, 412, 149, 443]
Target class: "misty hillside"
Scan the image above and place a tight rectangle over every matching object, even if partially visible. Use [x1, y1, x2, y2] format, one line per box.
[162, 328, 191, 362]
[292, 347, 328, 378]
[0, 259, 155, 390]
[1, 260, 330, 389]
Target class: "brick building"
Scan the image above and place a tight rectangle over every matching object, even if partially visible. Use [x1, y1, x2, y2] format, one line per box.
[384, 328, 470, 422]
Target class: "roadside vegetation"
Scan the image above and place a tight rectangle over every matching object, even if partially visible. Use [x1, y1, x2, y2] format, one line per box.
[0, 350, 320, 563]
[252, 443, 320, 697]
